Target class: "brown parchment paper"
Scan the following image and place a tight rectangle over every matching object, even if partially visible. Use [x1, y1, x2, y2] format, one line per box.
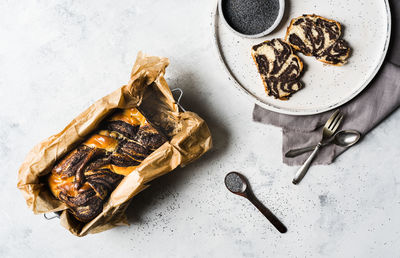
[17, 52, 212, 236]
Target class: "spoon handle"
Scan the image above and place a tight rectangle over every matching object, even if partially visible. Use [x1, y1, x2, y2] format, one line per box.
[285, 145, 316, 158]
[247, 193, 287, 233]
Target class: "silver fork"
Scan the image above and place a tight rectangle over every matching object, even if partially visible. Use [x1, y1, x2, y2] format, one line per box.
[292, 110, 344, 185]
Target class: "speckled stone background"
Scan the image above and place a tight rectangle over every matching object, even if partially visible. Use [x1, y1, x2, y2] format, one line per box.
[1, 1, 400, 257]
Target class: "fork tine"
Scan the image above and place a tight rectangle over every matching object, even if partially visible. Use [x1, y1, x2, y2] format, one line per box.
[324, 110, 340, 128]
[330, 114, 343, 132]
[328, 113, 341, 130]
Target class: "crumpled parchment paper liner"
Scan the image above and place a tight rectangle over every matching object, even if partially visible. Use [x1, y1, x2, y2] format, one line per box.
[17, 52, 212, 236]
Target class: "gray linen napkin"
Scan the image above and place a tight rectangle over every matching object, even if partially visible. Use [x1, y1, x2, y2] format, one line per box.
[253, 0, 400, 166]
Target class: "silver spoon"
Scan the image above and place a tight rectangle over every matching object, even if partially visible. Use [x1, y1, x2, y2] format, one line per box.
[224, 172, 287, 233]
[285, 130, 361, 158]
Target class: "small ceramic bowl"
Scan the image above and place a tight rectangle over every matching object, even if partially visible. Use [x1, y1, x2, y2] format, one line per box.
[218, 0, 285, 38]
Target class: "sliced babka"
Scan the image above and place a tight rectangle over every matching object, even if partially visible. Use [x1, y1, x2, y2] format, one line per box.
[285, 14, 351, 66]
[251, 38, 304, 100]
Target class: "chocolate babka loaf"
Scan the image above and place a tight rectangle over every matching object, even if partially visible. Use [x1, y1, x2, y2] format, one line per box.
[285, 14, 351, 66]
[251, 38, 304, 100]
[48, 108, 166, 222]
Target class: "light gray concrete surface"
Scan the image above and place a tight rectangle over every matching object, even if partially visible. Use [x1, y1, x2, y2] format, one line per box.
[1, 1, 399, 257]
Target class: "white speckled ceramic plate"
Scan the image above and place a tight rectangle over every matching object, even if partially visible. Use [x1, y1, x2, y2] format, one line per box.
[212, 0, 391, 115]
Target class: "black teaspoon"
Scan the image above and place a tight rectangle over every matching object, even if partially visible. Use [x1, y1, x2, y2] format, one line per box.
[224, 172, 287, 234]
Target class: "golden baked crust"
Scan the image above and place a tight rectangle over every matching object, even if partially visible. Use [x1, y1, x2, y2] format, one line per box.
[48, 108, 166, 222]
[285, 14, 351, 66]
[251, 38, 304, 100]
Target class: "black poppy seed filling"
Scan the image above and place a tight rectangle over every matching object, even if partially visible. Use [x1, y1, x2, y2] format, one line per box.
[222, 0, 280, 35]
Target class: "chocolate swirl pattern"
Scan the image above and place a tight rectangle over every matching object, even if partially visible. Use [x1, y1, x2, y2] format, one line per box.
[285, 14, 351, 66]
[251, 39, 304, 100]
[48, 108, 166, 222]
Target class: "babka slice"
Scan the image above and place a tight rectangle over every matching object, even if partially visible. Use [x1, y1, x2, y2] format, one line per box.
[251, 38, 304, 100]
[285, 14, 351, 66]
